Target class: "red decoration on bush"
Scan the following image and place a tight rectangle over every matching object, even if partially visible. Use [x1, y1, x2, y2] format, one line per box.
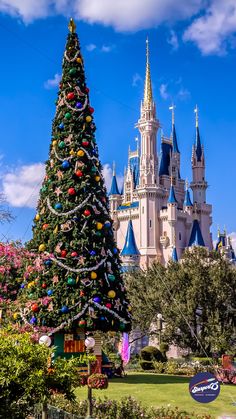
[68, 187, 76, 196]
[84, 209, 91, 217]
[71, 251, 78, 257]
[61, 250, 67, 258]
[67, 92, 75, 100]
[82, 140, 89, 147]
[42, 283, 47, 289]
[32, 303, 39, 312]
[87, 374, 108, 390]
[89, 107, 94, 114]
[75, 170, 83, 178]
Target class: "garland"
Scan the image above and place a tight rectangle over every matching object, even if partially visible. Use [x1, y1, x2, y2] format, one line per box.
[46, 194, 92, 216]
[51, 254, 107, 273]
[48, 304, 89, 336]
[92, 301, 129, 323]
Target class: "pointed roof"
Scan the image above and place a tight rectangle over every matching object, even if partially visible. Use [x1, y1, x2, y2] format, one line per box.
[195, 126, 202, 162]
[184, 189, 193, 207]
[172, 124, 180, 153]
[188, 220, 205, 247]
[109, 164, 120, 195]
[159, 140, 172, 176]
[172, 247, 178, 262]
[168, 185, 178, 204]
[121, 220, 140, 256]
[143, 38, 153, 107]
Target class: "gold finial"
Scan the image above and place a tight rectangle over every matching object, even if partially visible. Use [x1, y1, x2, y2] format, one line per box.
[68, 18, 76, 33]
[169, 103, 176, 125]
[170, 175, 173, 186]
[194, 105, 199, 128]
[144, 37, 153, 106]
[112, 161, 116, 176]
[217, 226, 220, 237]
[173, 233, 176, 246]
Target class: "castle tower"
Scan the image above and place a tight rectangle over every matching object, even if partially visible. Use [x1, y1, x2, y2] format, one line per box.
[109, 162, 122, 241]
[136, 39, 161, 267]
[169, 105, 180, 183]
[120, 218, 140, 270]
[191, 106, 207, 204]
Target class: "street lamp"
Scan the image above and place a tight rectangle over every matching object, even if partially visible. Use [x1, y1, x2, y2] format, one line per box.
[85, 336, 95, 419]
[157, 313, 163, 348]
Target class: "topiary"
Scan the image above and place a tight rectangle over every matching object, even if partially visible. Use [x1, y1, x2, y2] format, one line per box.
[140, 346, 164, 362]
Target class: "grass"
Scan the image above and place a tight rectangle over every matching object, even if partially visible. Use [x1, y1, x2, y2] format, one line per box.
[75, 372, 236, 418]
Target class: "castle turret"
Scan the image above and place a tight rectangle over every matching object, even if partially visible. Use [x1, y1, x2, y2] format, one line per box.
[121, 219, 140, 270]
[188, 219, 205, 247]
[167, 181, 177, 250]
[191, 106, 207, 204]
[171, 246, 178, 262]
[169, 105, 180, 184]
[108, 163, 122, 240]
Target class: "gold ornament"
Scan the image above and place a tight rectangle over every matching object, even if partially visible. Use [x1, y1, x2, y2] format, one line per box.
[53, 225, 59, 234]
[128, 305, 132, 312]
[68, 18, 76, 33]
[39, 244, 46, 252]
[95, 176, 100, 182]
[27, 281, 35, 288]
[35, 214, 40, 221]
[77, 150, 85, 157]
[70, 149, 75, 156]
[91, 271, 97, 279]
[13, 313, 19, 320]
[96, 222, 103, 230]
[76, 57, 82, 63]
[86, 116, 92, 123]
[108, 290, 116, 299]
[52, 140, 57, 147]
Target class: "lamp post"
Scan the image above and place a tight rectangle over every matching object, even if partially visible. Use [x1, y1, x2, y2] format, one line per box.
[85, 336, 95, 419]
[157, 313, 163, 348]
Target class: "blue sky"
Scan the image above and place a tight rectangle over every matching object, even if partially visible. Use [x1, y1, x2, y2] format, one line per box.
[0, 0, 236, 246]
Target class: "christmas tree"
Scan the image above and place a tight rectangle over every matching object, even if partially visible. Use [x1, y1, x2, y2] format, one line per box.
[20, 19, 131, 334]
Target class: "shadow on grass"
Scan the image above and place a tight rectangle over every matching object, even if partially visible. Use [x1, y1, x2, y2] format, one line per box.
[111, 374, 190, 385]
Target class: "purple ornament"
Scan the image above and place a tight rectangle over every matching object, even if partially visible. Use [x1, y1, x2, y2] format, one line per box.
[76, 102, 82, 109]
[93, 296, 101, 304]
[90, 250, 96, 256]
[30, 316, 37, 324]
[20, 284, 25, 289]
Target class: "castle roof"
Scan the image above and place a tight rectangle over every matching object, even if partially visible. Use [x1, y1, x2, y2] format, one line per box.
[188, 219, 205, 247]
[172, 246, 178, 262]
[215, 234, 226, 251]
[184, 189, 193, 207]
[109, 174, 120, 195]
[121, 219, 140, 256]
[159, 141, 172, 176]
[168, 185, 178, 204]
[172, 123, 180, 153]
[195, 126, 202, 162]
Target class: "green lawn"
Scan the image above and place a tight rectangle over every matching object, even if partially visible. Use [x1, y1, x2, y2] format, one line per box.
[75, 372, 236, 418]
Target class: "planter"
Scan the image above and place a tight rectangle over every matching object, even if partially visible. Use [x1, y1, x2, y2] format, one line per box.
[87, 373, 108, 390]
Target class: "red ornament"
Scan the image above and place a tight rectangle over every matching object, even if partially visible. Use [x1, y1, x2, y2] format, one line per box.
[32, 303, 39, 312]
[42, 283, 47, 289]
[42, 224, 49, 230]
[78, 319, 86, 326]
[67, 92, 75, 100]
[82, 140, 89, 147]
[68, 187, 76, 196]
[61, 250, 67, 258]
[89, 107, 94, 114]
[80, 290, 85, 297]
[71, 251, 78, 257]
[106, 303, 112, 309]
[84, 209, 91, 217]
[85, 87, 89, 93]
[75, 170, 83, 178]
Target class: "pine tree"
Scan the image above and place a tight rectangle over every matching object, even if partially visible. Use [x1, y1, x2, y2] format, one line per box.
[20, 20, 131, 334]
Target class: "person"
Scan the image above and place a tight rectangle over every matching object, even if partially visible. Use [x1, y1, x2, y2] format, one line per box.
[114, 359, 126, 377]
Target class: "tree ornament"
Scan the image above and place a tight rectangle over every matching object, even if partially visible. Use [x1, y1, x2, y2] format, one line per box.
[90, 250, 96, 256]
[82, 139, 89, 147]
[69, 67, 77, 76]
[78, 319, 86, 327]
[35, 214, 40, 221]
[96, 222, 103, 230]
[67, 277, 76, 285]
[32, 303, 39, 312]
[44, 259, 52, 266]
[128, 305, 132, 312]
[120, 323, 126, 331]
[91, 271, 97, 279]
[86, 116, 92, 123]
[42, 283, 47, 289]
[106, 303, 112, 309]
[96, 231, 102, 237]
[85, 87, 89, 93]
[104, 221, 111, 228]
[91, 167, 97, 174]
[71, 251, 78, 257]
[65, 112, 72, 119]
[80, 290, 85, 297]
[30, 316, 37, 324]
[108, 290, 116, 299]
[61, 160, 70, 169]
[42, 223, 49, 230]
[76, 57, 82, 63]
[52, 140, 57, 147]
[54, 187, 62, 197]
[61, 305, 69, 314]
[113, 248, 118, 254]
[95, 176, 100, 182]
[67, 92, 75, 100]
[61, 250, 67, 258]
[68, 187, 76, 196]
[54, 203, 62, 210]
[89, 107, 94, 114]
[108, 274, 116, 282]
[84, 209, 91, 217]
[70, 149, 75, 156]
[20, 284, 25, 289]
[47, 289, 53, 296]
[41, 185, 47, 192]
[76, 102, 82, 109]
[75, 169, 83, 177]
[39, 244, 46, 252]
[58, 123, 64, 130]
[77, 150, 85, 157]
[93, 296, 101, 303]
[58, 141, 65, 149]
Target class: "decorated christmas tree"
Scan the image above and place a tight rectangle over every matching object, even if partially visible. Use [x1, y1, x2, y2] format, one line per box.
[19, 19, 131, 334]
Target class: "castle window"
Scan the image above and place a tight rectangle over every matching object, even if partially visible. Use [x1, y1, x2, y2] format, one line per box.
[149, 220, 152, 228]
[179, 232, 181, 241]
[142, 206, 144, 214]
[126, 182, 131, 190]
[172, 167, 176, 172]
[126, 193, 131, 202]
[172, 177, 176, 185]
[163, 231, 167, 237]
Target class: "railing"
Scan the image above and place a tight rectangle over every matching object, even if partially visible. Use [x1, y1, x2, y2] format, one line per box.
[33, 404, 84, 419]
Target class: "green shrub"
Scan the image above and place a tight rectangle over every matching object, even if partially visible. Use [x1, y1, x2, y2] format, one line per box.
[140, 360, 155, 370]
[140, 346, 164, 362]
[192, 357, 212, 366]
[165, 360, 180, 375]
[153, 361, 166, 374]
[159, 342, 169, 355]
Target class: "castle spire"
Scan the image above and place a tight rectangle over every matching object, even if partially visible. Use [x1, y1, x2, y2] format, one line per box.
[194, 105, 202, 161]
[169, 103, 179, 153]
[143, 38, 153, 107]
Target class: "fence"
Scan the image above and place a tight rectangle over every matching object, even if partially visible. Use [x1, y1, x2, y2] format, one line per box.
[33, 404, 84, 419]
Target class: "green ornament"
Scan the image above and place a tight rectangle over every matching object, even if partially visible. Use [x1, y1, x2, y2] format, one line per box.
[69, 68, 77, 76]
[41, 186, 47, 192]
[91, 167, 97, 173]
[120, 322, 126, 331]
[59, 141, 66, 149]
[108, 274, 116, 282]
[65, 112, 72, 119]
[96, 231, 102, 237]
[28, 293, 34, 299]
[67, 277, 76, 286]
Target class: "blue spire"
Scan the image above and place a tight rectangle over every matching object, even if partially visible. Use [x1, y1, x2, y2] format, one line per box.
[172, 246, 178, 262]
[195, 126, 202, 162]
[109, 175, 120, 195]
[159, 141, 171, 176]
[188, 220, 205, 247]
[168, 185, 178, 204]
[172, 124, 180, 153]
[184, 189, 193, 207]
[121, 220, 140, 256]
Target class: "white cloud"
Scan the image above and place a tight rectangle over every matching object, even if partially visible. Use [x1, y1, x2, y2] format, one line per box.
[167, 29, 179, 51]
[1, 163, 45, 208]
[183, 0, 236, 55]
[101, 44, 114, 52]
[132, 72, 142, 87]
[177, 87, 190, 100]
[102, 163, 123, 193]
[86, 43, 97, 52]
[159, 83, 169, 100]
[229, 232, 236, 252]
[44, 73, 61, 89]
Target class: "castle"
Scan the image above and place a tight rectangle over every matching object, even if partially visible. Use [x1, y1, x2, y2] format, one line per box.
[108, 40, 213, 268]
